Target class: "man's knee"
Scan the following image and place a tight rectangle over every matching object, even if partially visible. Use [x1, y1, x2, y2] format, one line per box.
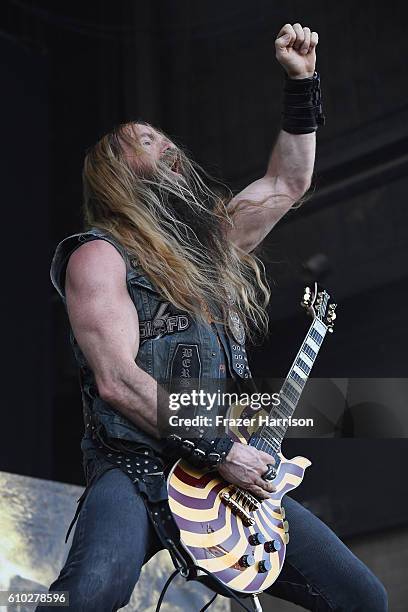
[359, 573, 388, 612]
[375, 580, 388, 612]
[345, 566, 388, 612]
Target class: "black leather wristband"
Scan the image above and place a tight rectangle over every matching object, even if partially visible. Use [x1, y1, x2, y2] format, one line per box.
[282, 71, 325, 134]
[164, 432, 234, 468]
[207, 436, 235, 466]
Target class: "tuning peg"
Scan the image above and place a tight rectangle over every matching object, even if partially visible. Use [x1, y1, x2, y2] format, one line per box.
[326, 303, 337, 330]
[301, 286, 312, 308]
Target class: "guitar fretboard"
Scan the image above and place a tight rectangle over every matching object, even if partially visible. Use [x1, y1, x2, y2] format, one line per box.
[251, 317, 327, 454]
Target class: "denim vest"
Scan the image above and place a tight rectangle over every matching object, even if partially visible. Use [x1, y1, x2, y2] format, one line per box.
[50, 227, 253, 457]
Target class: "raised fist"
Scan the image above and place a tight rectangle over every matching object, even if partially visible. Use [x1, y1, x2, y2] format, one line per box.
[275, 23, 318, 79]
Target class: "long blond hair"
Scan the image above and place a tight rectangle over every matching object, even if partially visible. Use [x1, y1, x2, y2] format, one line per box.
[82, 121, 271, 343]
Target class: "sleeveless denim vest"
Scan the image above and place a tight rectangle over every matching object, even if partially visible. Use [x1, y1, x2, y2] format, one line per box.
[50, 227, 253, 457]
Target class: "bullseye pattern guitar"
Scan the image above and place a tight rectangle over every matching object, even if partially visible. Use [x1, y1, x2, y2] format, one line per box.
[167, 284, 337, 595]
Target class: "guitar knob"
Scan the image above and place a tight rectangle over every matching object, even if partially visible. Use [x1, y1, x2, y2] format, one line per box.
[258, 559, 272, 573]
[264, 539, 281, 553]
[239, 554, 255, 568]
[283, 533, 290, 544]
[248, 532, 266, 546]
[283, 520, 289, 533]
[280, 506, 286, 519]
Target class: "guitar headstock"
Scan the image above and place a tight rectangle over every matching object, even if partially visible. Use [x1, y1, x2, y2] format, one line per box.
[301, 282, 337, 333]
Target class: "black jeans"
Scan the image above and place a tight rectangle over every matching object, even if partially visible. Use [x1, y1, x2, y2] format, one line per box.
[39, 466, 387, 611]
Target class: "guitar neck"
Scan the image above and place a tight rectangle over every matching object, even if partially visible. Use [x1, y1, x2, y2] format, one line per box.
[254, 317, 328, 452]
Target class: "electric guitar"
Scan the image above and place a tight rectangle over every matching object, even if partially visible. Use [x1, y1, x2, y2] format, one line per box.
[167, 284, 337, 596]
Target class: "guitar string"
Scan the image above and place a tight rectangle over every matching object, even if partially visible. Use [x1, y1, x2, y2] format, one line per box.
[232, 312, 328, 502]
[248, 322, 327, 460]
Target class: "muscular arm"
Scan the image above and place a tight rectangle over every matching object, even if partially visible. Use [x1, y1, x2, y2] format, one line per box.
[65, 240, 160, 438]
[227, 22, 319, 253]
[227, 130, 315, 252]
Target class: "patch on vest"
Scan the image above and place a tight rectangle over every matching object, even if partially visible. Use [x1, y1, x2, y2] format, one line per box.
[139, 302, 191, 340]
[227, 307, 246, 345]
[169, 344, 201, 389]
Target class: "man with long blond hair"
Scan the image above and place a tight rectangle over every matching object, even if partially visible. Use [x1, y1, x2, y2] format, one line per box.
[41, 23, 387, 612]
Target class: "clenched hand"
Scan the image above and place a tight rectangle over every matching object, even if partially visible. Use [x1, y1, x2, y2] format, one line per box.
[275, 22, 319, 79]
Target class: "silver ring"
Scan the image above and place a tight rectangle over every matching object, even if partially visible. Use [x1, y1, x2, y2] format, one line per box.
[262, 464, 277, 481]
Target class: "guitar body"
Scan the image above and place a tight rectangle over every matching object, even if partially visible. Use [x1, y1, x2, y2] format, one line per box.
[167, 402, 311, 595]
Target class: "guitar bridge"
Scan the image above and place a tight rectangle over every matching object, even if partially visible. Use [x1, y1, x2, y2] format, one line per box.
[219, 491, 256, 526]
[239, 490, 260, 512]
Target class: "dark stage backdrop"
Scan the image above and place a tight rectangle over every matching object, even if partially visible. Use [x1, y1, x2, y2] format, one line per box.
[0, 34, 52, 478]
[1, 0, 407, 538]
